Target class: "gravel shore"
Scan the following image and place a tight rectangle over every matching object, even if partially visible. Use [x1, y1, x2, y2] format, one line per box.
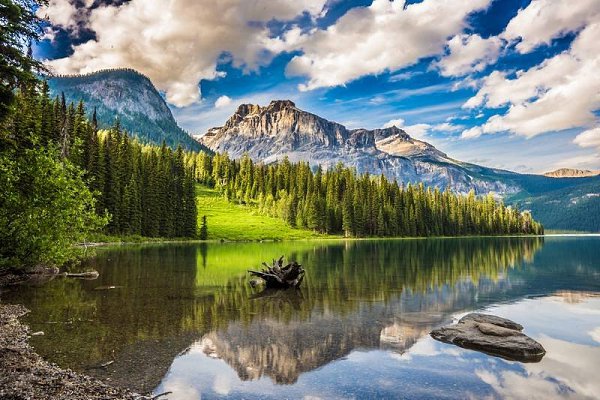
[0, 303, 146, 400]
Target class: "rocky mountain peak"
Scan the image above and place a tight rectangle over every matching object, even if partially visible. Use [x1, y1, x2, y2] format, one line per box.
[267, 99, 296, 111]
[199, 100, 518, 193]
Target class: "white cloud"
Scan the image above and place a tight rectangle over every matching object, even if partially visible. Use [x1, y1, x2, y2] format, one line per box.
[383, 118, 431, 139]
[461, 126, 482, 139]
[431, 122, 463, 132]
[462, 14, 600, 138]
[502, 0, 600, 54]
[436, 34, 502, 77]
[282, 0, 491, 90]
[574, 128, 600, 151]
[41, 0, 328, 107]
[214, 95, 233, 109]
[37, 0, 81, 31]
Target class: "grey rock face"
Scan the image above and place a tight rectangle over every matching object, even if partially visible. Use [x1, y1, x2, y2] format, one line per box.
[430, 313, 546, 362]
[201, 100, 520, 194]
[47, 69, 205, 151]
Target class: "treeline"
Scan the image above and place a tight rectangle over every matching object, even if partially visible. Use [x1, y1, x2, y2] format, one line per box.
[4, 84, 197, 240]
[37, 84, 198, 237]
[191, 152, 543, 237]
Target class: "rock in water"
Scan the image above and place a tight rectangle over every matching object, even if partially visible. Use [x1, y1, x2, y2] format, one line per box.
[430, 313, 545, 362]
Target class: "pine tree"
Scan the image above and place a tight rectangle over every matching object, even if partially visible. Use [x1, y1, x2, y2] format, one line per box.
[199, 215, 208, 240]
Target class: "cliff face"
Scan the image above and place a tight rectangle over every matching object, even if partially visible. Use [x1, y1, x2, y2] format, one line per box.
[47, 69, 208, 152]
[201, 100, 519, 194]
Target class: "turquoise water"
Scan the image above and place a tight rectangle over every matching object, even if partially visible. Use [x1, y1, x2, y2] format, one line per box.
[2, 237, 599, 399]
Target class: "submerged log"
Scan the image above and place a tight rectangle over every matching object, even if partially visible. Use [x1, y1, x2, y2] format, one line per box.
[248, 256, 305, 289]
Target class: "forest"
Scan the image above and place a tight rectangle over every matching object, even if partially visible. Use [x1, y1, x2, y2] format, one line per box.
[192, 152, 544, 237]
[0, 0, 542, 271]
[0, 85, 543, 270]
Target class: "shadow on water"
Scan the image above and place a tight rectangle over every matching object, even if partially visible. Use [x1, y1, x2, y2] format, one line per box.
[2, 236, 599, 394]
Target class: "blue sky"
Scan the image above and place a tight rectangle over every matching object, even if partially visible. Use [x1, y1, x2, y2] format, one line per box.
[36, 0, 600, 173]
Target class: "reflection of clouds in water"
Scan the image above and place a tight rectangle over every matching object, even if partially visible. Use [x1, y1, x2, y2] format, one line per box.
[589, 327, 600, 343]
[162, 378, 201, 400]
[213, 374, 231, 396]
[477, 336, 600, 400]
[390, 336, 464, 362]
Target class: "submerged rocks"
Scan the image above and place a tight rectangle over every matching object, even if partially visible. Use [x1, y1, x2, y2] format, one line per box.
[430, 313, 545, 362]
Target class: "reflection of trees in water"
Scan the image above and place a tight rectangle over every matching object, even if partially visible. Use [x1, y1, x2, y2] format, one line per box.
[3, 238, 548, 390]
[191, 238, 546, 385]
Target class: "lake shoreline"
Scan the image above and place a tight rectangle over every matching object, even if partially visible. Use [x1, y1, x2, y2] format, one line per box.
[0, 303, 146, 400]
[85, 233, 556, 247]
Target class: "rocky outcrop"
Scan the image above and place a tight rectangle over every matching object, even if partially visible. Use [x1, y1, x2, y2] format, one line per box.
[200, 100, 520, 194]
[543, 168, 600, 178]
[430, 313, 546, 362]
[47, 69, 207, 152]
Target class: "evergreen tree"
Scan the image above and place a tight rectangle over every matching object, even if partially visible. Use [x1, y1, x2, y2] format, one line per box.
[199, 215, 208, 240]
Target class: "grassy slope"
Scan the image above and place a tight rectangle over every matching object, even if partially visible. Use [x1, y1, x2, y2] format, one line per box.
[196, 185, 329, 241]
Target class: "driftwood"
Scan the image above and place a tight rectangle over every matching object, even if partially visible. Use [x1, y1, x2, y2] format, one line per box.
[248, 256, 305, 289]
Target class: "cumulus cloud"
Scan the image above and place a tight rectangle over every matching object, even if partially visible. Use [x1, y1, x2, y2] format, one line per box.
[383, 118, 462, 139]
[436, 34, 502, 77]
[40, 0, 328, 107]
[282, 0, 491, 91]
[574, 127, 600, 151]
[37, 0, 93, 36]
[461, 0, 600, 139]
[214, 95, 232, 109]
[502, 0, 600, 54]
[383, 118, 431, 139]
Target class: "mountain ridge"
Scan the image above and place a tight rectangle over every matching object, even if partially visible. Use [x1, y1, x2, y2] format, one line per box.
[46, 68, 208, 152]
[201, 100, 519, 194]
[544, 168, 600, 178]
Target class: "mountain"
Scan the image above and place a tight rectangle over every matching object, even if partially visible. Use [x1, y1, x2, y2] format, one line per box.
[201, 100, 600, 231]
[47, 69, 208, 152]
[544, 168, 600, 178]
[201, 100, 519, 194]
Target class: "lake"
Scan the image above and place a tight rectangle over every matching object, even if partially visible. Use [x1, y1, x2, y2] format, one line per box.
[2, 237, 599, 399]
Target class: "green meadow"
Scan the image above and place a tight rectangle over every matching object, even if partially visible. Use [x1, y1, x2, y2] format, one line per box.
[195, 185, 330, 241]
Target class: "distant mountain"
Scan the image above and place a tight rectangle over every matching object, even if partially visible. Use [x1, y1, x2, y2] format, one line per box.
[201, 100, 519, 194]
[46, 69, 209, 152]
[544, 168, 600, 178]
[507, 177, 600, 232]
[201, 100, 600, 231]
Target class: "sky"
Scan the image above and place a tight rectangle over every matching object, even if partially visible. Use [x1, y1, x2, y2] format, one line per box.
[34, 0, 600, 173]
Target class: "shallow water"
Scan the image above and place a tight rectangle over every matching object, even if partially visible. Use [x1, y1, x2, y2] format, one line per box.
[2, 237, 599, 399]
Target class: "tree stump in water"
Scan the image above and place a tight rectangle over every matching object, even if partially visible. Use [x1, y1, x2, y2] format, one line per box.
[248, 256, 305, 289]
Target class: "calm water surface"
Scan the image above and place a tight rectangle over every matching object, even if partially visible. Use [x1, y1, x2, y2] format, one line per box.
[2, 237, 600, 399]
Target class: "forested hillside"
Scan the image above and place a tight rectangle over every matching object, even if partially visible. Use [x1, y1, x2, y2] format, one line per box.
[191, 153, 544, 237]
[47, 69, 209, 152]
[1, 84, 199, 269]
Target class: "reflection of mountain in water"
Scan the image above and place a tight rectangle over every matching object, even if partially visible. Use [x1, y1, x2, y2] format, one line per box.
[8, 237, 590, 391]
[194, 274, 519, 385]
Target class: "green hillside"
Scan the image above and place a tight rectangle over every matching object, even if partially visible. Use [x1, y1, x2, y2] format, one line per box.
[195, 186, 329, 241]
[507, 178, 600, 232]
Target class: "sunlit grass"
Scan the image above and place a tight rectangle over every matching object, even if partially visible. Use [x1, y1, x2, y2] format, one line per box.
[195, 185, 331, 241]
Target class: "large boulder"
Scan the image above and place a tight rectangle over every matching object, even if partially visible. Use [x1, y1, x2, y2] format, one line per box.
[430, 313, 545, 362]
